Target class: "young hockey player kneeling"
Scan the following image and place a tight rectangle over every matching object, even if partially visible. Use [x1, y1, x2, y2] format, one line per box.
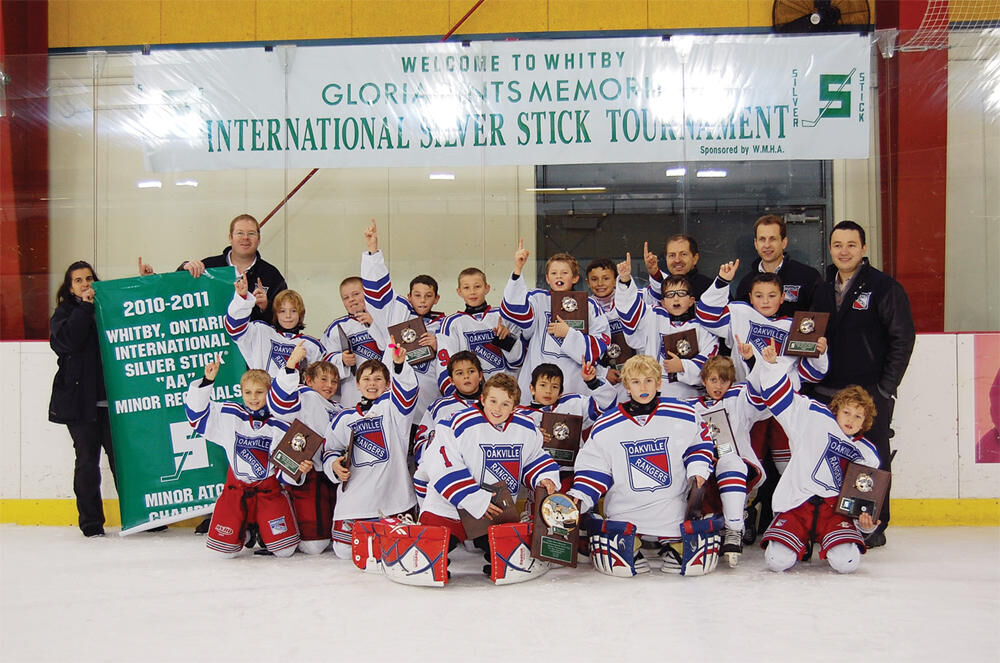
[413, 374, 561, 586]
[568, 354, 720, 576]
[184, 360, 310, 557]
[757, 341, 881, 573]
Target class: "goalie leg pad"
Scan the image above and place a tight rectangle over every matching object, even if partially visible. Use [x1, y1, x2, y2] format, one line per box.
[373, 519, 450, 587]
[587, 518, 649, 577]
[488, 522, 549, 585]
[351, 520, 382, 573]
[677, 516, 725, 576]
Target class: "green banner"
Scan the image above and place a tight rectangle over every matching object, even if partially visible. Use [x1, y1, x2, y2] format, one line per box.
[92, 268, 243, 534]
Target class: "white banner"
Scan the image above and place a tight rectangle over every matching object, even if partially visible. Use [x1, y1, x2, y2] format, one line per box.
[131, 34, 871, 172]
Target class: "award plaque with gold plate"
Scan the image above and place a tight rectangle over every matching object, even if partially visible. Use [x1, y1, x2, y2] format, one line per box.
[663, 328, 699, 360]
[540, 412, 583, 468]
[458, 483, 520, 540]
[605, 331, 636, 371]
[549, 291, 589, 334]
[701, 408, 737, 457]
[388, 318, 434, 365]
[270, 419, 324, 482]
[835, 462, 890, 519]
[786, 311, 829, 358]
[530, 487, 580, 567]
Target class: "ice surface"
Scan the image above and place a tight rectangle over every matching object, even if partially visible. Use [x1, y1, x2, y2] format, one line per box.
[1, 525, 998, 662]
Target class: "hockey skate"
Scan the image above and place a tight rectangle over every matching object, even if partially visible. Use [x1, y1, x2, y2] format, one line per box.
[721, 528, 743, 568]
[742, 503, 759, 545]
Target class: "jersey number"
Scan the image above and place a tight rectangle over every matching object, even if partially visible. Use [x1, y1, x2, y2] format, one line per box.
[439, 446, 453, 468]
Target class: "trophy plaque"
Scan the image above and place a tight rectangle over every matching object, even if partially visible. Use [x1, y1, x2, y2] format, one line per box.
[605, 332, 636, 371]
[835, 462, 890, 520]
[338, 325, 356, 375]
[786, 311, 829, 358]
[540, 412, 584, 468]
[663, 329, 699, 360]
[339, 432, 355, 492]
[701, 408, 737, 457]
[550, 291, 589, 334]
[388, 318, 434, 365]
[530, 487, 580, 567]
[270, 419, 324, 482]
[458, 483, 520, 540]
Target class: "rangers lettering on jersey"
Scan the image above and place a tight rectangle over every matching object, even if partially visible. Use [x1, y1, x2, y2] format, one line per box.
[622, 438, 673, 491]
[813, 434, 864, 492]
[234, 433, 271, 479]
[464, 329, 504, 369]
[350, 416, 390, 466]
[481, 444, 523, 495]
[746, 321, 788, 354]
[269, 340, 296, 369]
[348, 330, 382, 362]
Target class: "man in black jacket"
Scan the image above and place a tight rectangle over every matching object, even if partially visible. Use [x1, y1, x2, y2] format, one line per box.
[178, 214, 287, 323]
[735, 214, 822, 318]
[812, 220, 916, 547]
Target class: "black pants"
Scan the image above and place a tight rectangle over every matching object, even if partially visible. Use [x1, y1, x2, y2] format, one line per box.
[66, 407, 118, 535]
[814, 385, 895, 533]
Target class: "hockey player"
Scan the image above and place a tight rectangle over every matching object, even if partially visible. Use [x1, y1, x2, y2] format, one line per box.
[685, 356, 771, 567]
[419, 373, 560, 582]
[501, 240, 611, 402]
[361, 219, 445, 420]
[586, 259, 626, 394]
[323, 276, 384, 407]
[321, 342, 418, 559]
[568, 354, 717, 576]
[436, 267, 524, 396]
[756, 340, 881, 574]
[224, 274, 326, 379]
[267, 342, 345, 555]
[184, 360, 308, 557]
[614, 252, 718, 399]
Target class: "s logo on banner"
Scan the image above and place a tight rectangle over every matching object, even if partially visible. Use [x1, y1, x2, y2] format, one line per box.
[162, 421, 212, 482]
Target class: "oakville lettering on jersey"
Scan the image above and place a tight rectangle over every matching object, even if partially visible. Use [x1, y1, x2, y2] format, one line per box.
[235, 434, 271, 477]
[351, 417, 389, 462]
[747, 321, 788, 351]
[269, 340, 296, 368]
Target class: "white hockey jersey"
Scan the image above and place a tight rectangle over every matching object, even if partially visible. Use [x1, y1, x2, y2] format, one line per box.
[567, 398, 715, 537]
[320, 354, 418, 521]
[696, 278, 828, 388]
[224, 292, 327, 379]
[361, 249, 447, 419]
[322, 314, 384, 407]
[437, 306, 525, 395]
[500, 275, 611, 403]
[615, 279, 718, 398]
[758, 360, 881, 514]
[421, 407, 561, 521]
[267, 368, 346, 465]
[411, 392, 480, 507]
[183, 380, 300, 485]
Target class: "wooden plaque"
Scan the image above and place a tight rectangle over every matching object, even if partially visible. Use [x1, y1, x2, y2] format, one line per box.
[458, 483, 519, 540]
[338, 325, 355, 375]
[663, 328, 699, 359]
[388, 318, 434, 365]
[605, 331, 636, 371]
[270, 419, 324, 482]
[530, 487, 580, 567]
[339, 432, 355, 492]
[786, 311, 829, 357]
[701, 408, 737, 457]
[550, 291, 588, 334]
[540, 412, 584, 468]
[835, 462, 890, 520]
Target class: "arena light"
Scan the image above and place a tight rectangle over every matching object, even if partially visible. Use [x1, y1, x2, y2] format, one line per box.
[695, 169, 727, 178]
[665, 167, 687, 177]
[429, 173, 455, 181]
[175, 179, 199, 187]
[136, 180, 163, 189]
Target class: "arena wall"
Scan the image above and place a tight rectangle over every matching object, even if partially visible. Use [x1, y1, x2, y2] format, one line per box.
[1, 333, 998, 527]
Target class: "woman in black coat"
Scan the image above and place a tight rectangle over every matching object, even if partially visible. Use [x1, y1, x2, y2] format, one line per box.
[48, 261, 117, 537]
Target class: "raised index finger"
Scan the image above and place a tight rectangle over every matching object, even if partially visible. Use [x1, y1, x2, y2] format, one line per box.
[518, 238, 524, 251]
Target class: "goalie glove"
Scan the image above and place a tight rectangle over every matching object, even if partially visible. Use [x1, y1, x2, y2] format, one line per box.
[664, 516, 724, 576]
[373, 517, 450, 587]
[587, 518, 649, 577]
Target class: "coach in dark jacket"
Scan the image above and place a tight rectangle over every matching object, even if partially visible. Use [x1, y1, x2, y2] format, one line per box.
[812, 221, 915, 547]
[735, 214, 822, 317]
[48, 261, 117, 537]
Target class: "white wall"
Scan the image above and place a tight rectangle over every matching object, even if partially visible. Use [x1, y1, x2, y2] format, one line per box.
[4, 333, 998, 503]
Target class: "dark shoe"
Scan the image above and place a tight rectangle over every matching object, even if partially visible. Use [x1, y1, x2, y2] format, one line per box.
[194, 517, 211, 534]
[83, 529, 105, 538]
[865, 531, 887, 548]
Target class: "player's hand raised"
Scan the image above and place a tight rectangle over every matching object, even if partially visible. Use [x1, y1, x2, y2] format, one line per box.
[581, 360, 597, 382]
[494, 322, 511, 340]
[390, 335, 407, 365]
[204, 358, 220, 381]
[718, 259, 740, 282]
[363, 218, 378, 253]
[252, 278, 268, 311]
[138, 256, 154, 276]
[735, 334, 754, 361]
[287, 340, 307, 370]
[761, 338, 779, 364]
[643, 241, 659, 275]
[617, 252, 632, 283]
[234, 272, 249, 297]
[513, 238, 529, 275]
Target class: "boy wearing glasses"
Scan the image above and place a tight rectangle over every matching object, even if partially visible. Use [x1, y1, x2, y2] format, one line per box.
[613, 253, 718, 398]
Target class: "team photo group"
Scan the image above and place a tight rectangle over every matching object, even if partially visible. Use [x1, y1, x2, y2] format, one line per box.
[50, 209, 915, 586]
